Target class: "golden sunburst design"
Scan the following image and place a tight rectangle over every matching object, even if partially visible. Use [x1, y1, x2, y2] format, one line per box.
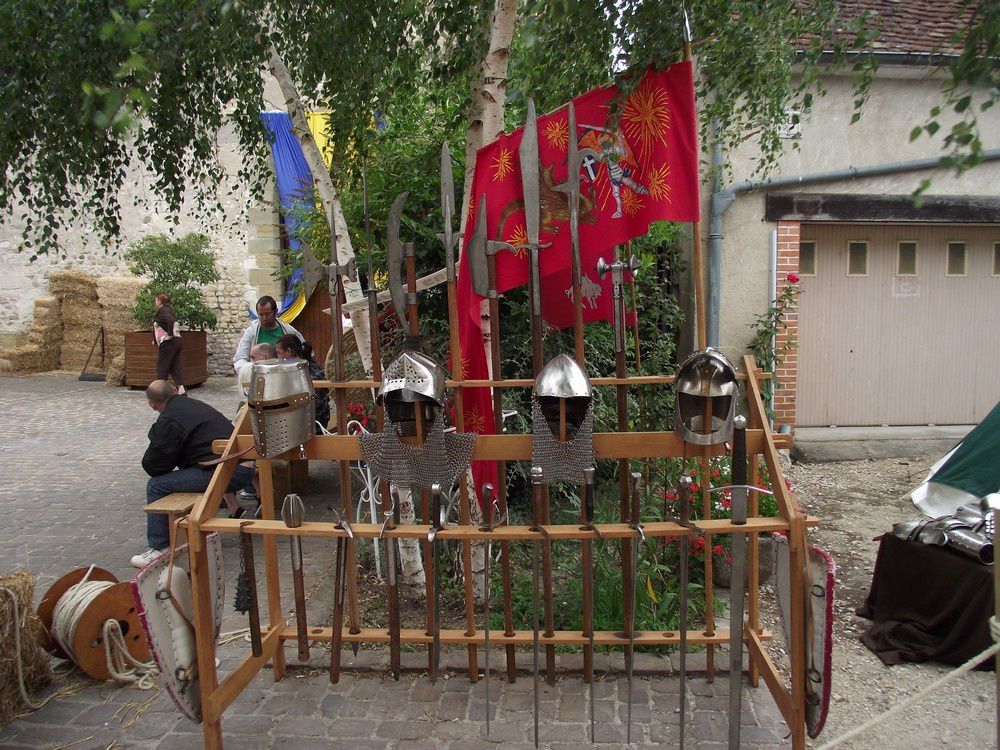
[622, 189, 644, 217]
[465, 405, 486, 433]
[647, 162, 672, 201]
[452, 353, 470, 381]
[621, 78, 670, 167]
[507, 224, 528, 257]
[544, 118, 569, 151]
[491, 147, 514, 182]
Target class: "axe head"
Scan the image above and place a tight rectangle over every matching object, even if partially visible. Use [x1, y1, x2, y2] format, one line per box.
[301, 247, 328, 299]
[386, 191, 410, 325]
[468, 195, 490, 298]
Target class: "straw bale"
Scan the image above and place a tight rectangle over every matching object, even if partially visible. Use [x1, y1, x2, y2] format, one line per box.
[0, 345, 56, 374]
[96, 276, 145, 308]
[49, 269, 98, 300]
[105, 353, 126, 387]
[0, 571, 52, 725]
[60, 301, 97, 329]
[59, 342, 99, 372]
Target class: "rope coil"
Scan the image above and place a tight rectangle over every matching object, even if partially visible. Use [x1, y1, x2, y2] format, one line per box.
[49, 567, 156, 689]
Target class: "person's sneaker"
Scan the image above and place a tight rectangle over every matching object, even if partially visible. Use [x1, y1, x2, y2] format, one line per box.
[237, 487, 258, 504]
[130, 548, 163, 569]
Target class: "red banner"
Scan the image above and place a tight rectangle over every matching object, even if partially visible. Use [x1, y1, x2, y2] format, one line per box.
[456, 63, 701, 500]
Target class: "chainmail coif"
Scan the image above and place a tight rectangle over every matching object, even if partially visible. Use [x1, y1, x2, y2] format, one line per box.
[530, 397, 594, 485]
[358, 415, 476, 491]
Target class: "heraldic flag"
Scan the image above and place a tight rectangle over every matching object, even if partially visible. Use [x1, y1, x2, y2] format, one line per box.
[455, 62, 701, 500]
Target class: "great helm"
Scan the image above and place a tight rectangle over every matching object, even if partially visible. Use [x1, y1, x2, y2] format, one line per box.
[378, 351, 446, 429]
[248, 358, 316, 457]
[674, 347, 739, 446]
[533, 354, 592, 436]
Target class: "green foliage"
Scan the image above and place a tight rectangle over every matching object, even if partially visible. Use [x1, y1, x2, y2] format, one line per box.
[910, 0, 999, 194]
[746, 276, 802, 418]
[126, 233, 220, 330]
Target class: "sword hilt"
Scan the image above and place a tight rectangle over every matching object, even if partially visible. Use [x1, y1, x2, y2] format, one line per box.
[429, 483, 443, 543]
[731, 415, 748, 525]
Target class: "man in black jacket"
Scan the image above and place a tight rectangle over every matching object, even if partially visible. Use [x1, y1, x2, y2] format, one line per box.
[132, 380, 254, 568]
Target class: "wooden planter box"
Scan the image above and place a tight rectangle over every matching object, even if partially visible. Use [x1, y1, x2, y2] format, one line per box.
[124, 330, 208, 388]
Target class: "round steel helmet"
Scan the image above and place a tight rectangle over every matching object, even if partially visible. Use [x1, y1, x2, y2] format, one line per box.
[533, 354, 592, 435]
[674, 347, 739, 445]
[379, 351, 446, 426]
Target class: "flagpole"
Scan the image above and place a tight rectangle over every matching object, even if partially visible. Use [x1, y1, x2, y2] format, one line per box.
[683, 16, 708, 351]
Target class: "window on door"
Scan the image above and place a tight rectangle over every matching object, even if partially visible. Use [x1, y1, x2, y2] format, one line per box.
[897, 242, 918, 276]
[799, 241, 817, 275]
[993, 243, 999, 276]
[848, 241, 868, 276]
[947, 242, 967, 276]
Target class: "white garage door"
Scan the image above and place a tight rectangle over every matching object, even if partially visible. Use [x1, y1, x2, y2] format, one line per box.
[797, 224, 1000, 426]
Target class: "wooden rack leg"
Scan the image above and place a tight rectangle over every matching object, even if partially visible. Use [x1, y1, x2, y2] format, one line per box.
[747, 456, 761, 687]
[258, 459, 286, 680]
[422, 489, 433, 675]
[788, 510, 808, 749]
[190, 529, 223, 748]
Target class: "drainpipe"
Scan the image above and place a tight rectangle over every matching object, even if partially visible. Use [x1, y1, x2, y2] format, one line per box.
[706, 148, 1000, 348]
[769, 228, 778, 415]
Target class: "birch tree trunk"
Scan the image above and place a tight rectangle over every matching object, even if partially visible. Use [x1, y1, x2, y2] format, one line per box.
[267, 47, 373, 374]
[459, 0, 520, 605]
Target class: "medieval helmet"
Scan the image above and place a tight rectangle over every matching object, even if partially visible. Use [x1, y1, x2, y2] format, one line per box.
[248, 358, 316, 457]
[533, 354, 592, 437]
[674, 347, 739, 446]
[379, 350, 446, 428]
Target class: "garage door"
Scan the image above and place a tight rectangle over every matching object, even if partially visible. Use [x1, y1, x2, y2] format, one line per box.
[797, 224, 999, 426]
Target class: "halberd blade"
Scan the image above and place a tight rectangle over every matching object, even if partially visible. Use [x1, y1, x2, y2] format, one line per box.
[468, 195, 490, 298]
[301, 247, 327, 300]
[386, 191, 410, 326]
[519, 99, 541, 248]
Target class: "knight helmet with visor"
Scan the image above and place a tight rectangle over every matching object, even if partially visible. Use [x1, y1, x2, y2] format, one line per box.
[674, 347, 739, 446]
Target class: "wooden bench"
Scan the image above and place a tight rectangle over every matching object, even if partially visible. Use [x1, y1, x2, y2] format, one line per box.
[144, 492, 199, 548]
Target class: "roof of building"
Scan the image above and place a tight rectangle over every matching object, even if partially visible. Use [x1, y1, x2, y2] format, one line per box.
[814, 1, 974, 56]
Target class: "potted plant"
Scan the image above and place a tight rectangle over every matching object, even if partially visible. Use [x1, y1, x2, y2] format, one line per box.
[123, 233, 219, 388]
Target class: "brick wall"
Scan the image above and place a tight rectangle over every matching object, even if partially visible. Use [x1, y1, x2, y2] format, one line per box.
[774, 220, 800, 427]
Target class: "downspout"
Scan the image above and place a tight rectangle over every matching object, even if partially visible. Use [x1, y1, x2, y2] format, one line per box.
[706, 148, 1000, 347]
[768, 228, 778, 415]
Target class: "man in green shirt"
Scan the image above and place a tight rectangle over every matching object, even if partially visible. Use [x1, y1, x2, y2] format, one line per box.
[232, 295, 304, 372]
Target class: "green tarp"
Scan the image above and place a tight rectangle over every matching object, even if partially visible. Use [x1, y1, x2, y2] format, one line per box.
[932, 400, 1000, 499]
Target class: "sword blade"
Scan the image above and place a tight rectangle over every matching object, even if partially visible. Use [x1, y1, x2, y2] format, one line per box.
[440, 142, 456, 280]
[729, 417, 749, 750]
[677, 476, 694, 750]
[386, 191, 410, 326]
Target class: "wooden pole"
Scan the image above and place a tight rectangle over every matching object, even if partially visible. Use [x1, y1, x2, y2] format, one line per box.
[257, 459, 286, 681]
[683, 38, 707, 350]
[747, 451, 761, 688]
[701, 398, 715, 681]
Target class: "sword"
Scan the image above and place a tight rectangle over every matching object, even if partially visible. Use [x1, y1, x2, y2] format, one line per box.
[479, 482, 497, 737]
[329, 507, 354, 683]
[626, 472, 646, 745]
[238, 521, 262, 657]
[553, 100, 598, 360]
[529, 466, 546, 749]
[380, 498, 401, 680]
[581, 466, 600, 744]
[280, 493, 310, 662]
[728, 415, 749, 749]
[385, 192, 412, 332]
[429, 482, 443, 683]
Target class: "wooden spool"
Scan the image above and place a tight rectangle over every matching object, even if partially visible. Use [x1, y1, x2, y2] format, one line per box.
[38, 566, 150, 681]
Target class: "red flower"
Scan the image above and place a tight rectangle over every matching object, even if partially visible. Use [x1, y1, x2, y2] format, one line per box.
[787, 273, 800, 284]
[712, 544, 725, 556]
[690, 482, 699, 494]
[711, 468, 721, 480]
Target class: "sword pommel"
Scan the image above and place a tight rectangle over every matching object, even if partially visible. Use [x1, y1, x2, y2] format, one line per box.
[530, 466, 543, 485]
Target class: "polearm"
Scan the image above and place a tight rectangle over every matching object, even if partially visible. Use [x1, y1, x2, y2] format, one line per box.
[328, 507, 354, 683]
[581, 466, 599, 744]
[387, 192, 436, 678]
[428, 483, 443, 683]
[675, 474, 699, 749]
[553, 100, 599, 688]
[529, 466, 547, 749]
[363, 173, 401, 680]
[438, 143, 479, 682]
[626, 472, 646, 744]
[520, 99, 557, 683]
[597, 249, 641, 684]
[469, 198, 517, 683]
[480, 482, 497, 738]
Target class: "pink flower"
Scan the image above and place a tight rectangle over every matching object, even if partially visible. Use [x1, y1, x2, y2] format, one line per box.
[787, 273, 800, 284]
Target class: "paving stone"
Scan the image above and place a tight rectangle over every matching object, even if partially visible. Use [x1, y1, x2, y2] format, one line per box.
[376, 719, 435, 741]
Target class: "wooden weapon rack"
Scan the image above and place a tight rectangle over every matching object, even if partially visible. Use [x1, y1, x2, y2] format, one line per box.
[184, 353, 817, 749]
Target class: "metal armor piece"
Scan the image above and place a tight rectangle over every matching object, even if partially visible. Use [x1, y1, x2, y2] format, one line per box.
[379, 351, 446, 429]
[892, 502, 994, 564]
[358, 415, 476, 492]
[534, 353, 593, 435]
[674, 347, 739, 446]
[248, 359, 316, 458]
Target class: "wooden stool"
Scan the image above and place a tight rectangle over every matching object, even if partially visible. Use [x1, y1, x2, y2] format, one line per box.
[144, 492, 199, 548]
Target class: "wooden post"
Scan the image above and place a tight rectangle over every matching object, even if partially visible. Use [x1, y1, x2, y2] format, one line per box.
[747, 452, 761, 688]
[190, 527, 222, 749]
[257, 458, 286, 681]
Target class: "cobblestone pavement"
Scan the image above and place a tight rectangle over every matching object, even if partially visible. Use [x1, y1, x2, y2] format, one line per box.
[0, 375, 790, 749]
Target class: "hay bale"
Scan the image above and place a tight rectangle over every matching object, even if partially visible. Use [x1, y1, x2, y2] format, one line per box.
[60, 301, 95, 329]
[0, 571, 52, 725]
[105, 352, 126, 387]
[97, 276, 145, 308]
[49, 269, 98, 300]
[0, 345, 58, 375]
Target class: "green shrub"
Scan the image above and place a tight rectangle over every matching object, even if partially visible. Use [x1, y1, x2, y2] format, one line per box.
[126, 233, 220, 330]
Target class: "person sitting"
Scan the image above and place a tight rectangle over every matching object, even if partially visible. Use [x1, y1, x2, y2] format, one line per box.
[275, 334, 331, 433]
[235, 342, 275, 400]
[132, 380, 254, 568]
[232, 295, 303, 373]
